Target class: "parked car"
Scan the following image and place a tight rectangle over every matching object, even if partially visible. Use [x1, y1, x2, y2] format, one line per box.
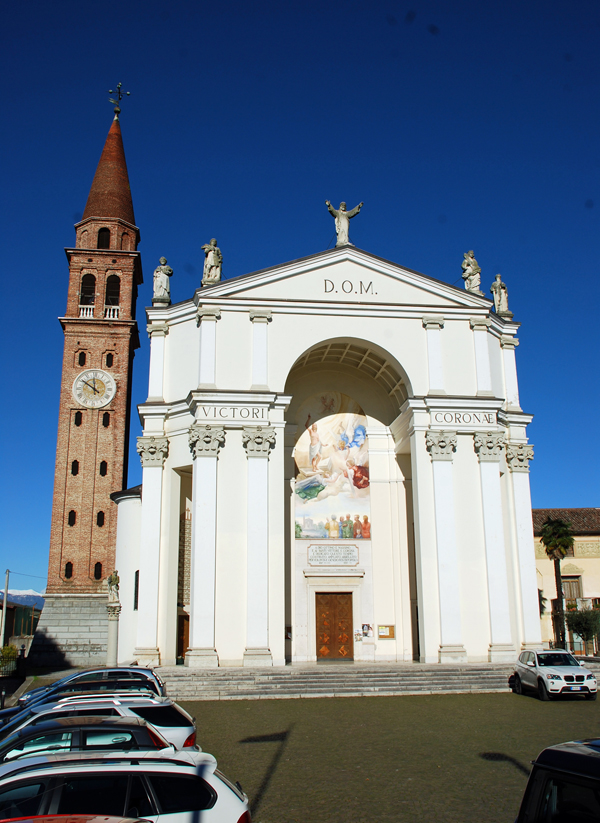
[0, 816, 149, 823]
[0, 717, 172, 764]
[0, 749, 250, 823]
[512, 649, 597, 700]
[18, 668, 166, 708]
[0, 695, 196, 751]
[516, 738, 600, 821]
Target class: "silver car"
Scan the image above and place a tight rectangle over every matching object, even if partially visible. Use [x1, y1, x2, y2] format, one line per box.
[0, 695, 197, 750]
[513, 649, 598, 700]
[18, 668, 166, 708]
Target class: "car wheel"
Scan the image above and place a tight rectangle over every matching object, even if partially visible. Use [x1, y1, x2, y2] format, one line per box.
[585, 692, 597, 701]
[538, 679, 551, 701]
[514, 675, 523, 695]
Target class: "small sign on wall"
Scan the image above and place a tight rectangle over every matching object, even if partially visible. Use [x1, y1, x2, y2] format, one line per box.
[378, 625, 395, 639]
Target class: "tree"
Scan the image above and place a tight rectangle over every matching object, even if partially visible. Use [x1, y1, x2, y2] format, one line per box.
[539, 517, 574, 649]
[565, 609, 600, 656]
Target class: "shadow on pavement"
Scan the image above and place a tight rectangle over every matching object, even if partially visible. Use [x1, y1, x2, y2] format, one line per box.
[240, 726, 294, 816]
[479, 751, 531, 776]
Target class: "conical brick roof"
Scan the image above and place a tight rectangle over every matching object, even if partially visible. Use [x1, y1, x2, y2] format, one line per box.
[83, 118, 136, 225]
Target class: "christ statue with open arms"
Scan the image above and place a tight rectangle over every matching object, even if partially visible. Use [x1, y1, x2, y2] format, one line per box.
[326, 200, 364, 247]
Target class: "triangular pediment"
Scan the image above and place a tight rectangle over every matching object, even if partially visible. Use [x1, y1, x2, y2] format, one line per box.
[199, 247, 491, 310]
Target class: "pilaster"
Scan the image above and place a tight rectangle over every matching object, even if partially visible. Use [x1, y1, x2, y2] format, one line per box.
[196, 307, 221, 388]
[422, 316, 446, 396]
[185, 424, 225, 667]
[473, 432, 515, 661]
[249, 310, 272, 390]
[469, 318, 493, 397]
[147, 323, 169, 401]
[134, 435, 168, 666]
[242, 426, 276, 666]
[425, 430, 467, 663]
[501, 335, 521, 410]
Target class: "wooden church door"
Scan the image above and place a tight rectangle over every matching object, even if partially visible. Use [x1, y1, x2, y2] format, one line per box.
[316, 593, 353, 660]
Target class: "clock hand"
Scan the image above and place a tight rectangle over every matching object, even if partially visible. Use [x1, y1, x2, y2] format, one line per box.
[83, 379, 100, 395]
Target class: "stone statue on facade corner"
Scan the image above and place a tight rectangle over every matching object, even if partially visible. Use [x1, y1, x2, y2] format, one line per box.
[461, 250, 483, 294]
[107, 569, 120, 602]
[326, 200, 364, 247]
[201, 238, 223, 285]
[490, 273, 513, 318]
[153, 257, 173, 304]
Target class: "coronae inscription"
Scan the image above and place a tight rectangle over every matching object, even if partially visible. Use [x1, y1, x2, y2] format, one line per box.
[431, 411, 497, 426]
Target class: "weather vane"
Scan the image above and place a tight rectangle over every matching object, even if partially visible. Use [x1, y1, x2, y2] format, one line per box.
[108, 82, 131, 119]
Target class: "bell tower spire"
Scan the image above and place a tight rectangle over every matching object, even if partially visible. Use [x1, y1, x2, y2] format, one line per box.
[35, 98, 143, 666]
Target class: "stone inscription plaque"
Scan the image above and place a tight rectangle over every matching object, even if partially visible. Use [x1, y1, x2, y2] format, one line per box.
[308, 544, 359, 566]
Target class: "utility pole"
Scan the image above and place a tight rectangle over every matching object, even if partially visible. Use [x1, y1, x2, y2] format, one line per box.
[0, 570, 8, 648]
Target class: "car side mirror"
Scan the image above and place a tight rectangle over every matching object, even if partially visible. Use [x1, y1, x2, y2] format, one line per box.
[580, 661, 586, 667]
[527, 661, 535, 667]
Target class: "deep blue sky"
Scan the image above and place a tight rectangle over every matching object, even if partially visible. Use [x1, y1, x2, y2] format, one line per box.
[2, 0, 598, 590]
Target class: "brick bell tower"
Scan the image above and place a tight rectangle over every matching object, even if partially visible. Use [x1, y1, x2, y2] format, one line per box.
[34, 104, 142, 665]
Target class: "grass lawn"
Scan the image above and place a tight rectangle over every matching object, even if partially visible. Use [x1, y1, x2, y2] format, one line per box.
[180, 691, 599, 823]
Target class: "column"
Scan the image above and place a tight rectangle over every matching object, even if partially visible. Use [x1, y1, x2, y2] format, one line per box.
[422, 316, 445, 395]
[425, 430, 467, 662]
[473, 432, 516, 661]
[469, 318, 493, 396]
[501, 335, 521, 410]
[147, 323, 169, 401]
[242, 425, 276, 666]
[506, 442, 542, 650]
[196, 307, 221, 387]
[106, 601, 121, 666]
[249, 310, 272, 389]
[185, 424, 225, 667]
[134, 435, 169, 666]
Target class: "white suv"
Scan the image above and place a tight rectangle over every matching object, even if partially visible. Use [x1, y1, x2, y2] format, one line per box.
[0, 695, 196, 750]
[513, 650, 598, 700]
[0, 750, 250, 823]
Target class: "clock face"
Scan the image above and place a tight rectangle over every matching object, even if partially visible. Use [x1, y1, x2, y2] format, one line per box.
[72, 369, 117, 409]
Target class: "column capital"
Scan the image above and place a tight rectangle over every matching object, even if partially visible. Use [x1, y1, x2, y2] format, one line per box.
[249, 309, 272, 323]
[473, 431, 505, 462]
[196, 306, 221, 327]
[506, 442, 534, 472]
[189, 423, 225, 458]
[146, 323, 169, 338]
[469, 317, 492, 331]
[107, 603, 122, 620]
[426, 430, 457, 461]
[500, 335, 519, 350]
[422, 315, 444, 330]
[137, 436, 169, 468]
[242, 425, 276, 458]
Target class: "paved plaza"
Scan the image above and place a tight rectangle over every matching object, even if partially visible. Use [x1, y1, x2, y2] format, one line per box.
[181, 691, 599, 823]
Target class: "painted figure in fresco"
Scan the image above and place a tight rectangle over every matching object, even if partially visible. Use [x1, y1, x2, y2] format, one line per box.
[338, 518, 344, 538]
[342, 515, 353, 538]
[361, 515, 371, 539]
[344, 459, 370, 494]
[327, 516, 340, 538]
[353, 514, 363, 538]
[305, 414, 323, 471]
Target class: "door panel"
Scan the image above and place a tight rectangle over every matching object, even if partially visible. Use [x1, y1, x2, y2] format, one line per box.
[316, 593, 353, 660]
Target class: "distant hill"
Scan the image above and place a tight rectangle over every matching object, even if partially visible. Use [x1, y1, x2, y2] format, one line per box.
[0, 590, 45, 610]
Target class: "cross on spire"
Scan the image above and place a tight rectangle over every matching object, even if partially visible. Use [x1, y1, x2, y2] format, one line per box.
[108, 82, 131, 120]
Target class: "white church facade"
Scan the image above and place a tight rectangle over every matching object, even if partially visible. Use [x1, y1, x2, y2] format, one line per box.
[113, 244, 542, 667]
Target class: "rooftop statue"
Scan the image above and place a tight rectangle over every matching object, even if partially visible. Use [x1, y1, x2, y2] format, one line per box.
[490, 273, 513, 318]
[461, 250, 483, 294]
[152, 257, 173, 304]
[202, 238, 223, 285]
[326, 200, 364, 247]
[107, 569, 120, 602]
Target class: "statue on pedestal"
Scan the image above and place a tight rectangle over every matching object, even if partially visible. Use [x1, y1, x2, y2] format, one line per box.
[153, 257, 173, 304]
[107, 569, 120, 602]
[325, 200, 364, 247]
[461, 250, 482, 294]
[490, 273, 513, 318]
[202, 238, 223, 285]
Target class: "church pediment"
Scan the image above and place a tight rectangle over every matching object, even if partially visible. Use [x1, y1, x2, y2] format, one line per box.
[200, 247, 491, 310]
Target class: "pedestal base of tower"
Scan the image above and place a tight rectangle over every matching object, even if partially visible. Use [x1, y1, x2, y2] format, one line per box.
[29, 593, 109, 667]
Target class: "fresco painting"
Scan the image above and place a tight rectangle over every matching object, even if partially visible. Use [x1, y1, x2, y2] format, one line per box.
[294, 395, 371, 540]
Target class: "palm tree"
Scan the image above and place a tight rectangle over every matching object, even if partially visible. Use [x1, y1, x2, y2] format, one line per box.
[539, 517, 574, 649]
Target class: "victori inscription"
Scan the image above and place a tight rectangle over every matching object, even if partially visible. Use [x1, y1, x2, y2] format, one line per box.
[198, 405, 268, 421]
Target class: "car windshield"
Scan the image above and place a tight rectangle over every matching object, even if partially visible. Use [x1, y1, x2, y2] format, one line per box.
[537, 653, 580, 667]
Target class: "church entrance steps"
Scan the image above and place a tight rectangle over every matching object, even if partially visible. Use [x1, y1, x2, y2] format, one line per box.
[158, 663, 515, 701]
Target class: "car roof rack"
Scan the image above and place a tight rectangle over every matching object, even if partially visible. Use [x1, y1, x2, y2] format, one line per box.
[50, 688, 157, 701]
[0, 751, 213, 779]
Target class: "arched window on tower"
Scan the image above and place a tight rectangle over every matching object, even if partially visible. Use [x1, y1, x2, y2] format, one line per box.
[106, 353, 114, 368]
[97, 511, 105, 527]
[80, 274, 96, 318]
[78, 351, 86, 367]
[71, 460, 79, 476]
[97, 228, 111, 249]
[65, 562, 73, 579]
[68, 510, 76, 527]
[102, 412, 110, 428]
[105, 275, 120, 319]
[99, 461, 107, 476]
[75, 411, 83, 427]
[94, 562, 103, 580]
[121, 232, 130, 250]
